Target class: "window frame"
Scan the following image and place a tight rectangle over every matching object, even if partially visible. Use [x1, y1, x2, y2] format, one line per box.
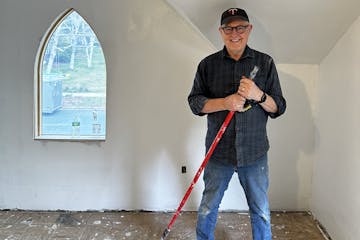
[34, 8, 106, 141]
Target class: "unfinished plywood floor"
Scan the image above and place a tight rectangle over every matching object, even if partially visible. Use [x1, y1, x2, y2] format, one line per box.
[0, 211, 329, 240]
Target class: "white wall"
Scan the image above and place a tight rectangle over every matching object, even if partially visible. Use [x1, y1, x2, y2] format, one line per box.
[0, 0, 212, 211]
[312, 16, 360, 240]
[268, 64, 317, 210]
[0, 0, 316, 212]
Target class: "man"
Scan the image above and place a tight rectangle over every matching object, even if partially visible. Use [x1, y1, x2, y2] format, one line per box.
[188, 8, 286, 240]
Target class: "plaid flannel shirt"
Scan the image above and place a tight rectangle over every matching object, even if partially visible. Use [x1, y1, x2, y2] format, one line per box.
[188, 46, 286, 166]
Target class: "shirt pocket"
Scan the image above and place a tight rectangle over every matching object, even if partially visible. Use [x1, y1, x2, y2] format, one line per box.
[208, 76, 235, 97]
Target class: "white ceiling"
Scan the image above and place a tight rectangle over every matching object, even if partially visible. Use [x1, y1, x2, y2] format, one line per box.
[166, 0, 360, 64]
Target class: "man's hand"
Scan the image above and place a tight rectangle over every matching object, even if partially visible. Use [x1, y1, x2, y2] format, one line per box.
[224, 93, 246, 112]
[238, 77, 263, 101]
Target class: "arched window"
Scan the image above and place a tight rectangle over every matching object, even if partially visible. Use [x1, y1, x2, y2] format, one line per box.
[34, 9, 106, 140]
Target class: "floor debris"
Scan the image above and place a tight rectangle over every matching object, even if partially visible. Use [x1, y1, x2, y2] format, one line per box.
[0, 210, 329, 239]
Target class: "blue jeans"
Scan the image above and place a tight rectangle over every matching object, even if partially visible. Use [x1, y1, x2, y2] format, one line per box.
[196, 154, 271, 240]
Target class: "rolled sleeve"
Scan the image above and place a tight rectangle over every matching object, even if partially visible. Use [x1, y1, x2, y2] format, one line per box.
[268, 95, 286, 118]
[188, 95, 208, 116]
[266, 58, 286, 118]
[188, 62, 208, 116]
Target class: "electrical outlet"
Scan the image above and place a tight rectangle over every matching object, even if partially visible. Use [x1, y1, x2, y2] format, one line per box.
[181, 166, 186, 174]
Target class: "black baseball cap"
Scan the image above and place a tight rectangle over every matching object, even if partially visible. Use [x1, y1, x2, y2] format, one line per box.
[221, 8, 249, 25]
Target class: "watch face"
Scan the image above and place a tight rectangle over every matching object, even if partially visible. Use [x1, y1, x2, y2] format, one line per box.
[260, 92, 267, 103]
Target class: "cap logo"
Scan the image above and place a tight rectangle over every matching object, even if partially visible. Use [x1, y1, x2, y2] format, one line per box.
[228, 8, 238, 15]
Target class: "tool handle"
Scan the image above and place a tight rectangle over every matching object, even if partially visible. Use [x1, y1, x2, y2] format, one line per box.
[161, 111, 235, 239]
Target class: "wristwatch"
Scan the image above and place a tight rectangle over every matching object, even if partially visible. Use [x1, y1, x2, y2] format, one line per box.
[258, 92, 267, 103]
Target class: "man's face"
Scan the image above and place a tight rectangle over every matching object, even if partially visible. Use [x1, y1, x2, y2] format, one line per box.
[219, 20, 252, 57]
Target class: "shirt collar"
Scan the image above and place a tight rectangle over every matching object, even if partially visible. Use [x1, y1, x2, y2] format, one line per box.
[221, 45, 254, 60]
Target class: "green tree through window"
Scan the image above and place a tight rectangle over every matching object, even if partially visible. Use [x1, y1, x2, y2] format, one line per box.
[35, 9, 106, 140]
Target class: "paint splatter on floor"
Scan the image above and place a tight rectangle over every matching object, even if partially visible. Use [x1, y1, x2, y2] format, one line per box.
[0, 211, 329, 239]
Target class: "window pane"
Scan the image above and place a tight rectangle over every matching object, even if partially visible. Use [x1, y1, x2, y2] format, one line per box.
[39, 10, 106, 139]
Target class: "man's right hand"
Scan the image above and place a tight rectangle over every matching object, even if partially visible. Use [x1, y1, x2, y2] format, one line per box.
[224, 94, 246, 112]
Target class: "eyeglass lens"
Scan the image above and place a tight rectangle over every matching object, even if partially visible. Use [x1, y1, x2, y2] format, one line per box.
[222, 25, 248, 34]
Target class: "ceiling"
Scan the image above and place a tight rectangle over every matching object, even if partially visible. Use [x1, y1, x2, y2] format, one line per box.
[166, 0, 360, 64]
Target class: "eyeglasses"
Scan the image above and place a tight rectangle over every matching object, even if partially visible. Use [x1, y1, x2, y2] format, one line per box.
[221, 25, 249, 35]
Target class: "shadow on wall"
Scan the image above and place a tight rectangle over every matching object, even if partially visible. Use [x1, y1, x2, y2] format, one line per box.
[268, 70, 316, 210]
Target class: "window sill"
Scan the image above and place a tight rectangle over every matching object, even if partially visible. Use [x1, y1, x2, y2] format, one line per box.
[34, 135, 106, 141]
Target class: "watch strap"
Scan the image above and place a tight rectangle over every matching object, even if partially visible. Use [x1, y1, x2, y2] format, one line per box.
[258, 92, 267, 103]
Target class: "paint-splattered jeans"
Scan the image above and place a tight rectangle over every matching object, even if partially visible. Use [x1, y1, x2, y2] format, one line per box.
[196, 154, 271, 240]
